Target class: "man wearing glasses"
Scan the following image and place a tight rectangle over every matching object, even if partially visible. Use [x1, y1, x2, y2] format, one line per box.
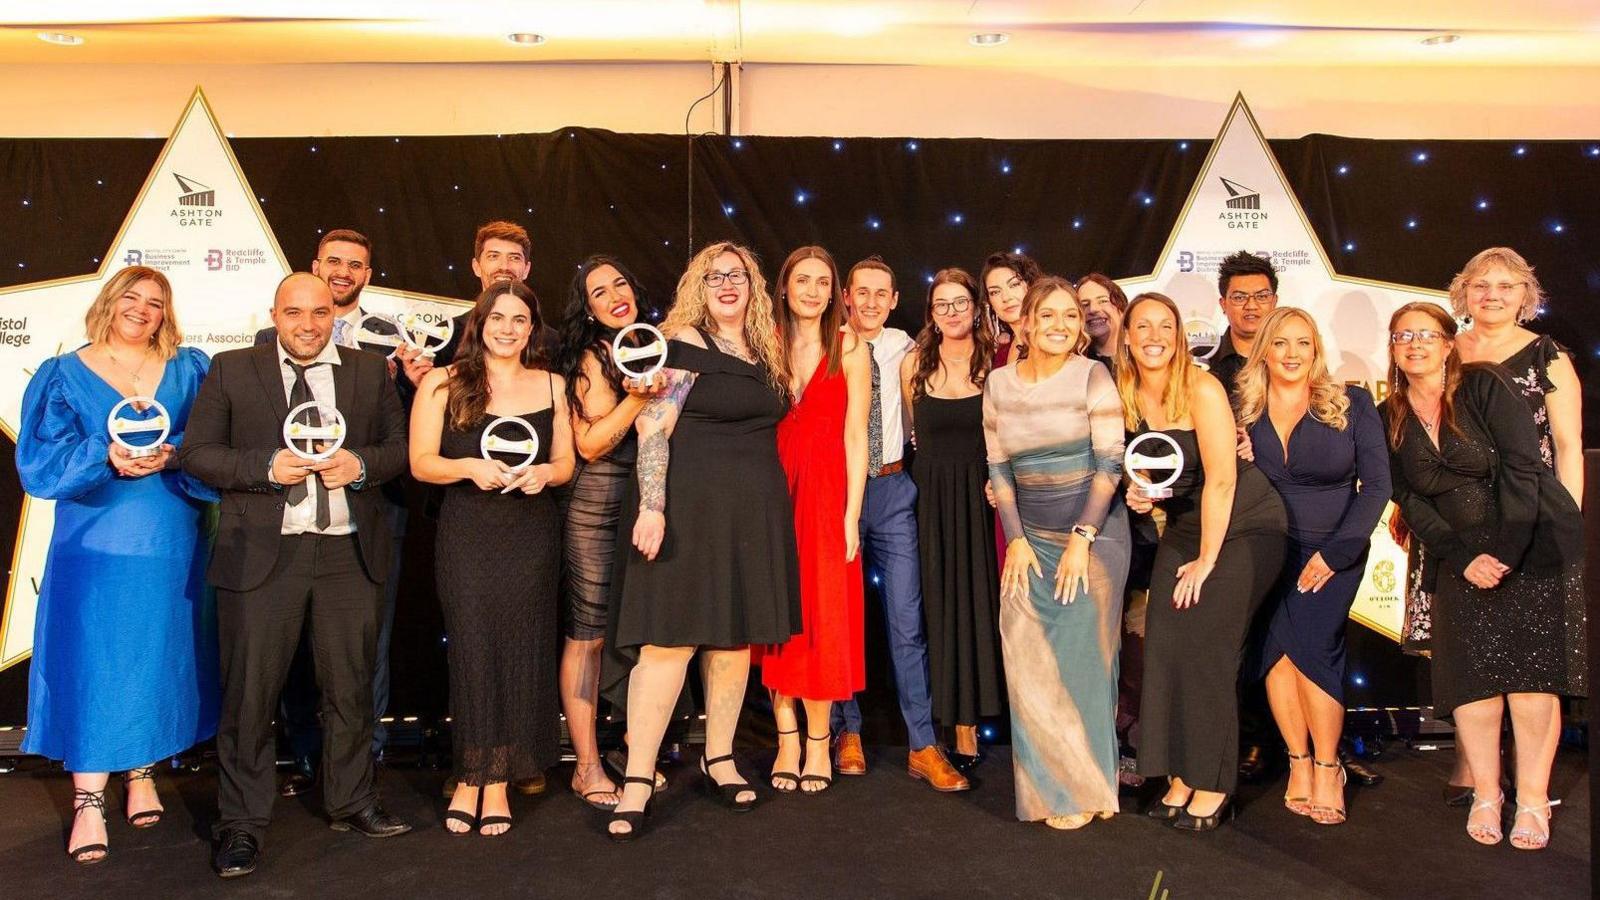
[1207, 250, 1280, 401]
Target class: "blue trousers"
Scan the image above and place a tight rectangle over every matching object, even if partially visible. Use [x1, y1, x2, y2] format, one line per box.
[282, 501, 406, 759]
[833, 471, 937, 749]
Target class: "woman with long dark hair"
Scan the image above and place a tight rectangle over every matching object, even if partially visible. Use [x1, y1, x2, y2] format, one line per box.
[551, 256, 664, 809]
[1383, 301, 1584, 851]
[901, 268, 1002, 768]
[980, 251, 1042, 367]
[755, 245, 870, 794]
[411, 282, 575, 836]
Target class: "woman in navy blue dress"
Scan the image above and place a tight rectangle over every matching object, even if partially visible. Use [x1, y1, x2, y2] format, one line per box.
[17, 266, 218, 864]
[1236, 308, 1390, 827]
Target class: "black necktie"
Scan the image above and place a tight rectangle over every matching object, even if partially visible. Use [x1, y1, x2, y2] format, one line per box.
[285, 361, 331, 530]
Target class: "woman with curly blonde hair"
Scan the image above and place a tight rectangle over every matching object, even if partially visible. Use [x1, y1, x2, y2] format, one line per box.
[1235, 307, 1390, 827]
[602, 241, 802, 840]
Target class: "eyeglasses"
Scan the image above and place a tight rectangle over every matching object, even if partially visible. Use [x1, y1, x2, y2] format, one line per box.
[1389, 329, 1446, 345]
[1224, 290, 1277, 306]
[703, 269, 749, 287]
[1466, 280, 1527, 296]
[931, 297, 973, 316]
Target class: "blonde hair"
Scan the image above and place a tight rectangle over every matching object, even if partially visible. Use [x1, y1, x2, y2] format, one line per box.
[1448, 246, 1546, 323]
[84, 266, 181, 359]
[1116, 292, 1198, 430]
[663, 242, 788, 393]
[1234, 307, 1350, 431]
[1017, 277, 1089, 360]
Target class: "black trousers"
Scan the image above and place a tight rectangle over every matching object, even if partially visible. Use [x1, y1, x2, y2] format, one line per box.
[215, 533, 381, 841]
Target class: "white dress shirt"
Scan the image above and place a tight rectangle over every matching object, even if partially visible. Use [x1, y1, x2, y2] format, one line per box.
[274, 338, 355, 535]
[868, 327, 915, 466]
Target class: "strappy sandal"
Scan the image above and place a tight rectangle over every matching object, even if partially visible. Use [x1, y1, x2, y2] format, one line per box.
[68, 787, 110, 865]
[442, 808, 477, 835]
[1282, 751, 1312, 816]
[603, 748, 666, 793]
[607, 776, 656, 843]
[122, 767, 164, 828]
[1466, 791, 1504, 845]
[478, 814, 513, 837]
[700, 753, 757, 812]
[770, 728, 800, 793]
[1509, 798, 1560, 850]
[1309, 759, 1348, 826]
[799, 732, 834, 795]
[572, 762, 620, 811]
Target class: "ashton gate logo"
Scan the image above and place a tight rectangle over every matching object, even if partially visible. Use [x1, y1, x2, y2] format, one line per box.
[1217, 176, 1267, 230]
[170, 172, 223, 226]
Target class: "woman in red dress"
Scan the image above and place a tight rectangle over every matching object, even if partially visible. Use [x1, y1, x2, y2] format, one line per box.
[755, 246, 870, 794]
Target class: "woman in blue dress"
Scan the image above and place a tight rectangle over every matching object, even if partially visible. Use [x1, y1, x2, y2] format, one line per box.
[1235, 307, 1390, 827]
[16, 266, 218, 864]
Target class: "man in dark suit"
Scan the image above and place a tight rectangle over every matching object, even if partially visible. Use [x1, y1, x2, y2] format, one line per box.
[183, 273, 412, 878]
[255, 230, 423, 798]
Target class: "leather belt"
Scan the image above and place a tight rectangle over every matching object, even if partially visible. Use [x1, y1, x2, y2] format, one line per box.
[874, 460, 905, 478]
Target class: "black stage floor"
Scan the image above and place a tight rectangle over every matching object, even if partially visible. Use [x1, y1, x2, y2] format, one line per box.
[0, 745, 1588, 899]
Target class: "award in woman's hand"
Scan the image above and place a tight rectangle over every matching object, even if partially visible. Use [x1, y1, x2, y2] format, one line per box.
[400, 312, 455, 359]
[1125, 431, 1184, 500]
[106, 396, 170, 459]
[282, 400, 347, 461]
[481, 416, 540, 492]
[355, 312, 407, 357]
[611, 322, 668, 383]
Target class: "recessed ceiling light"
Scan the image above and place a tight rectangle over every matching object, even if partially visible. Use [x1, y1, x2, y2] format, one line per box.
[507, 33, 546, 46]
[970, 32, 1009, 47]
[1420, 34, 1460, 46]
[37, 32, 84, 46]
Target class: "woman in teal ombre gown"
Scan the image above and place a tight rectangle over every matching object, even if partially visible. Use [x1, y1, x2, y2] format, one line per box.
[983, 278, 1128, 830]
[16, 267, 217, 862]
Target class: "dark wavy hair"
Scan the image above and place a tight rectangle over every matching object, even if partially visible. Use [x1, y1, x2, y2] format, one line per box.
[445, 281, 546, 432]
[553, 255, 654, 423]
[979, 250, 1043, 339]
[911, 268, 993, 402]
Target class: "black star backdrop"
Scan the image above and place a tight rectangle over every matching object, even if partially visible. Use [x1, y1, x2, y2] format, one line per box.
[0, 128, 1596, 727]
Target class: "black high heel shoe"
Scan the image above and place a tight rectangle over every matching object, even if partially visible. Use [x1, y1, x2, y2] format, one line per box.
[700, 754, 757, 812]
[607, 776, 656, 843]
[122, 767, 164, 828]
[68, 787, 110, 865]
[1173, 796, 1235, 832]
[799, 732, 834, 795]
[1145, 790, 1190, 820]
[770, 728, 800, 793]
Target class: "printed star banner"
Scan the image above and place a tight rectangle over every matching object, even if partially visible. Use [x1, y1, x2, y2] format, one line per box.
[0, 90, 461, 669]
[1118, 95, 1448, 640]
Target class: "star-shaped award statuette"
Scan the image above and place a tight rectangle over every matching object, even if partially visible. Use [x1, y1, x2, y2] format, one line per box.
[1116, 94, 1447, 641]
[0, 89, 463, 670]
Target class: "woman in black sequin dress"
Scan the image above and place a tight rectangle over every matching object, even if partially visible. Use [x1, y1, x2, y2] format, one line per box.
[411, 284, 575, 836]
[1383, 302, 1584, 851]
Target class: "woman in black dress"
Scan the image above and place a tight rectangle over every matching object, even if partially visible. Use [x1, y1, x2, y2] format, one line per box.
[1118, 293, 1287, 831]
[411, 283, 575, 836]
[605, 241, 800, 840]
[900, 268, 1002, 766]
[553, 256, 664, 809]
[1236, 307, 1391, 826]
[1383, 301, 1584, 851]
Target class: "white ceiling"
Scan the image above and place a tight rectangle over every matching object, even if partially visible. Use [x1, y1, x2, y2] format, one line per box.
[2, 0, 1597, 66]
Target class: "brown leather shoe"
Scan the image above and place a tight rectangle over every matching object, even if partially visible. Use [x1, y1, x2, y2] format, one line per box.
[908, 746, 970, 792]
[833, 733, 867, 776]
[513, 773, 547, 796]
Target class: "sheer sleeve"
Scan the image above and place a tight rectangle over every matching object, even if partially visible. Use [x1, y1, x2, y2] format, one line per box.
[1320, 386, 1392, 571]
[983, 374, 1023, 543]
[1077, 359, 1124, 531]
[16, 355, 115, 501]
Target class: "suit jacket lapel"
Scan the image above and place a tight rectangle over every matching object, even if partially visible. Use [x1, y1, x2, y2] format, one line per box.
[253, 343, 290, 422]
[332, 346, 358, 418]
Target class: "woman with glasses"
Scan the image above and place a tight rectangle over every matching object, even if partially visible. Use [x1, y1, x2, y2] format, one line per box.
[984, 277, 1128, 830]
[603, 242, 799, 840]
[1235, 308, 1391, 827]
[901, 268, 1002, 769]
[1383, 302, 1584, 851]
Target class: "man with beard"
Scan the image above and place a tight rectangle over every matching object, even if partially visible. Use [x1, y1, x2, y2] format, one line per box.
[414, 220, 554, 368]
[255, 231, 418, 798]
[185, 274, 411, 877]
